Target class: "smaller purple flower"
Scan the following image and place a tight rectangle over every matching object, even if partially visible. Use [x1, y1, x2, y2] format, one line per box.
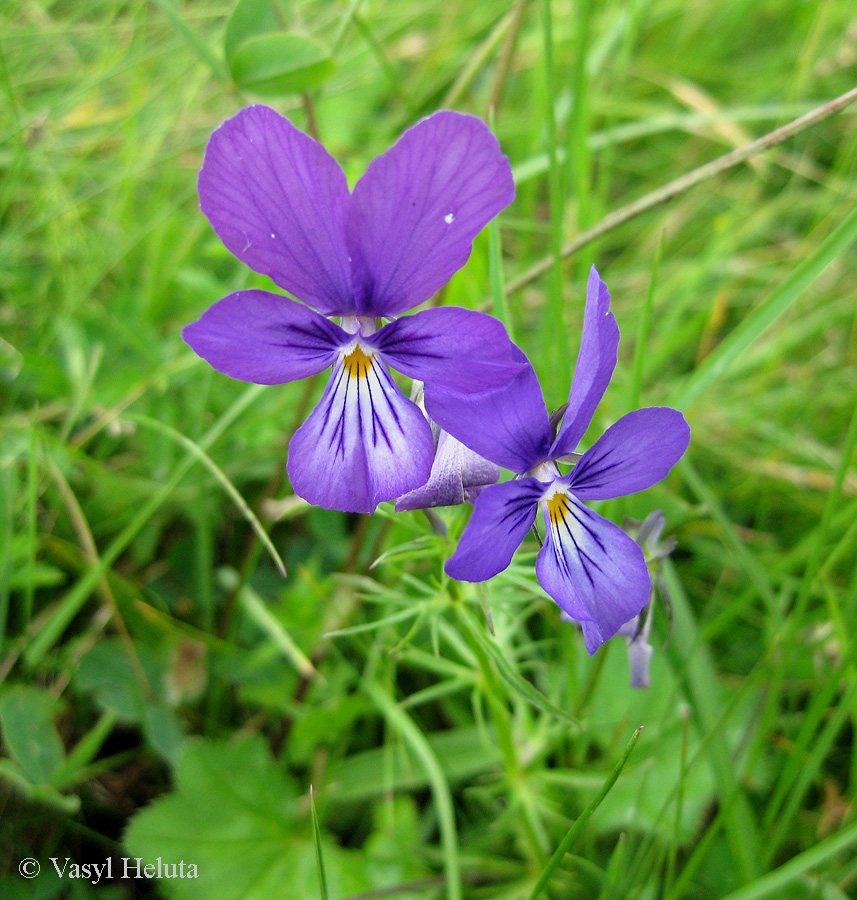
[434, 267, 691, 654]
[183, 106, 523, 514]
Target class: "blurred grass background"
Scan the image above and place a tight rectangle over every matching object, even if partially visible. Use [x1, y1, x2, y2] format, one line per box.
[2, 0, 857, 898]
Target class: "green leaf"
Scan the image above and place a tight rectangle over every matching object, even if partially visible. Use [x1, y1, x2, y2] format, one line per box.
[230, 33, 335, 97]
[125, 736, 372, 900]
[0, 685, 65, 784]
[74, 640, 184, 763]
[224, 0, 282, 64]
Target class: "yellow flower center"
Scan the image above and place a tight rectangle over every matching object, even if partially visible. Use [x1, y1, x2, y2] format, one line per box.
[545, 490, 571, 526]
[342, 345, 374, 378]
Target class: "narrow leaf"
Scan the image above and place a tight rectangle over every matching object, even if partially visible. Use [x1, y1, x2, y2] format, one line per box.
[716, 819, 857, 900]
[457, 605, 580, 729]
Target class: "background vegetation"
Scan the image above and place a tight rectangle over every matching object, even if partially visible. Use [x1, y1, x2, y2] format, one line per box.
[2, 0, 857, 897]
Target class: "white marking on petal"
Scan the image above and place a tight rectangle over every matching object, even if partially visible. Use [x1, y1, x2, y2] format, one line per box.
[320, 343, 412, 466]
[444, 212, 454, 224]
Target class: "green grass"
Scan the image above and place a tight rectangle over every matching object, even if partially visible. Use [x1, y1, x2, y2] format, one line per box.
[2, 0, 857, 898]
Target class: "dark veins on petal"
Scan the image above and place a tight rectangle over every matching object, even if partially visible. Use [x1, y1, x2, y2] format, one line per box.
[550, 497, 607, 590]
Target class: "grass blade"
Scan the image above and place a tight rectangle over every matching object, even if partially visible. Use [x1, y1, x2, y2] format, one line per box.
[127, 413, 287, 577]
[364, 680, 461, 900]
[310, 786, 329, 900]
[24, 385, 266, 667]
[716, 820, 857, 900]
[528, 726, 643, 900]
[672, 202, 857, 409]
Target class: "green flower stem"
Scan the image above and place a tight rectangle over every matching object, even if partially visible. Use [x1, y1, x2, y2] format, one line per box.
[454, 599, 549, 866]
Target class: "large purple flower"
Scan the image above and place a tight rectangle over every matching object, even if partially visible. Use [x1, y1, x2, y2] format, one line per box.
[183, 106, 522, 513]
[435, 267, 690, 654]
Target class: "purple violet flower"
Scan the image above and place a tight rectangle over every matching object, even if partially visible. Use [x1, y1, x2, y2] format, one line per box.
[433, 267, 691, 654]
[183, 106, 522, 514]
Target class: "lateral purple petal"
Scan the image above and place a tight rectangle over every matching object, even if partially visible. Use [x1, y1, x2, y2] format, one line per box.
[395, 430, 500, 511]
[287, 355, 433, 513]
[424, 346, 552, 475]
[182, 290, 346, 384]
[445, 478, 544, 581]
[347, 111, 515, 316]
[550, 266, 620, 458]
[373, 308, 523, 393]
[535, 490, 650, 654]
[568, 407, 690, 500]
[199, 105, 353, 315]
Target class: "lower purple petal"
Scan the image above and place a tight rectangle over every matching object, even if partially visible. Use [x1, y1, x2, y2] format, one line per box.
[395, 430, 500, 511]
[287, 352, 433, 513]
[182, 290, 346, 384]
[535, 489, 650, 654]
[373, 307, 524, 392]
[444, 478, 544, 582]
[568, 407, 690, 500]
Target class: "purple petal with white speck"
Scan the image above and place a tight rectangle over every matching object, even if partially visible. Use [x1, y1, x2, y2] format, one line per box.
[551, 266, 619, 458]
[535, 487, 650, 654]
[182, 289, 347, 384]
[199, 105, 353, 315]
[444, 478, 544, 581]
[287, 352, 433, 513]
[346, 111, 515, 316]
[568, 407, 690, 500]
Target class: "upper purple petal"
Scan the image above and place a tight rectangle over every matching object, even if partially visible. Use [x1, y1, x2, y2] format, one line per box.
[424, 345, 552, 475]
[568, 407, 690, 500]
[287, 354, 433, 513]
[371, 307, 524, 393]
[395, 430, 500, 511]
[550, 266, 620, 458]
[199, 105, 354, 315]
[182, 289, 346, 384]
[535, 488, 650, 654]
[444, 478, 544, 582]
[346, 111, 515, 316]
